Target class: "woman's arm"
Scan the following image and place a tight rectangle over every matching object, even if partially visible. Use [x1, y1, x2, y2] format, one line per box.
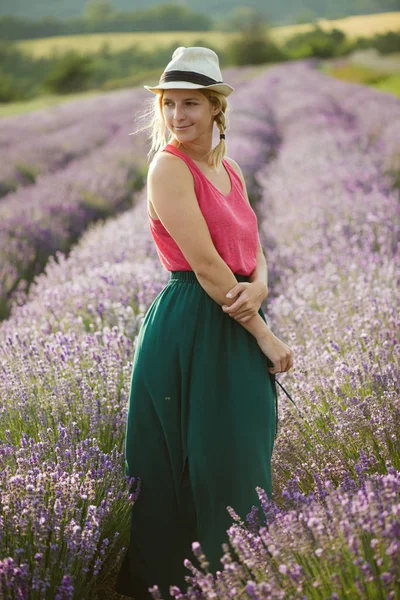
[249, 242, 268, 293]
[148, 152, 273, 343]
[225, 157, 269, 293]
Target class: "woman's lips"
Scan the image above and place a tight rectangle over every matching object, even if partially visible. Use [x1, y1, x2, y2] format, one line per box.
[175, 124, 193, 130]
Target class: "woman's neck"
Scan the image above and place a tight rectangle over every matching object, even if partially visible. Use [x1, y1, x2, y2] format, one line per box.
[170, 139, 213, 165]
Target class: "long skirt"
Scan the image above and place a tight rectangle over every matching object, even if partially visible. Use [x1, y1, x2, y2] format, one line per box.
[115, 270, 278, 599]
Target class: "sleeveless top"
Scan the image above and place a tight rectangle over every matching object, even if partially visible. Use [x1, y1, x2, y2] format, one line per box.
[148, 144, 303, 423]
[147, 144, 259, 276]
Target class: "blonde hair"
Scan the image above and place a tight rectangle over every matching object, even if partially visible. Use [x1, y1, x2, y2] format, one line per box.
[132, 88, 229, 169]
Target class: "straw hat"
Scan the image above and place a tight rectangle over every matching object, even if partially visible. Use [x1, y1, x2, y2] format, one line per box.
[144, 46, 234, 97]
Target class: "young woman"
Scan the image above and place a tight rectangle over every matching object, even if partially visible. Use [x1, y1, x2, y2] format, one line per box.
[115, 46, 294, 599]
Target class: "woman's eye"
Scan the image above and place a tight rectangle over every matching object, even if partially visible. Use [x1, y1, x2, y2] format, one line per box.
[163, 101, 197, 107]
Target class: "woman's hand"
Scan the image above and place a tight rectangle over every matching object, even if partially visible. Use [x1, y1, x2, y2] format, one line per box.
[221, 280, 268, 322]
[257, 331, 293, 374]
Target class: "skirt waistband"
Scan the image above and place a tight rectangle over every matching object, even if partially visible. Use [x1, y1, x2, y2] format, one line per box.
[169, 270, 251, 283]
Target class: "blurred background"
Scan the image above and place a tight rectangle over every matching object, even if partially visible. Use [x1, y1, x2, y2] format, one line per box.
[1, 0, 399, 114]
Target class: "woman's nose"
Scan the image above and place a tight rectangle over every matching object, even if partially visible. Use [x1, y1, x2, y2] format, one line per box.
[173, 105, 184, 120]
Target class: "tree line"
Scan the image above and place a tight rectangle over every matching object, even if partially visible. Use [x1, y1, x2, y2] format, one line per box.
[1, 16, 399, 103]
[0, 3, 211, 41]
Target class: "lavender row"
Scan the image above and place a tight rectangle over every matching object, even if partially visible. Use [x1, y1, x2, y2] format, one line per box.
[259, 62, 399, 491]
[0, 69, 280, 600]
[0, 122, 150, 321]
[167, 469, 400, 600]
[0, 67, 260, 198]
[0, 88, 147, 197]
[168, 62, 400, 599]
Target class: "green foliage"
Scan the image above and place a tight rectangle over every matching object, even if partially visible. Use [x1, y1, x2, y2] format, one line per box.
[14, 162, 41, 184]
[127, 165, 148, 192]
[122, 3, 210, 32]
[42, 51, 95, 94]
[0, 40, 54, 100]
[219, 6, 267, 33]
[0, 0, 399, 23]
[0, 178, 18, 197]
[387, 162, 400, 189]
[84, 0, 115, 21]
[0, 37, 224, 103]
[294, 8, 317, 25]
[284, 25, 355, 59]
[99, 68, 162, 91]
[324, 63, 387, 84]
[0, 69, 23, 102]
[325, 63, 400, 99]
[1, 22, 398, 104]
[374, 73, 400, 97]
[0, 15, 70, 41]
[83, 38, 223, 87]
[353, 29, 400, 54]
[225, 9, 287, 65]
[227, 34, 287, 65]
[0, 4, 211, 40]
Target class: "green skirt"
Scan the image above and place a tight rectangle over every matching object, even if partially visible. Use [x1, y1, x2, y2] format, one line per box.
[115, 270, 279, 599]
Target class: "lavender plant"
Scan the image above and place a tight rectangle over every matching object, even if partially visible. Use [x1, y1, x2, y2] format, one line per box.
[0, 121, 148, 320]
[0, 88, 147, 196]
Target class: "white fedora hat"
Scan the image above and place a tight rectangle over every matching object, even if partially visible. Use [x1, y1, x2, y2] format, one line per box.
[144, 46, 234, 97]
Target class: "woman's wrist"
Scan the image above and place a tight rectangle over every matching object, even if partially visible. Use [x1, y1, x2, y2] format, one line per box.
[250, 278, 268, 299]
[258, 280, 269, 300]
[239, 312, 273, 341]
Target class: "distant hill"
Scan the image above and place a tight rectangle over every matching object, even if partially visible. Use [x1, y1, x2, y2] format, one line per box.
[0, 0, 399, 25]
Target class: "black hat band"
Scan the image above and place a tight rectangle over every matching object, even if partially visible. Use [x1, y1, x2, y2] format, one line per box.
[159, 70, 223, 87]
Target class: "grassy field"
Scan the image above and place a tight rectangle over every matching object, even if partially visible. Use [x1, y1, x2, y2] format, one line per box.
[321, 49, 400, 98]
[0, 88, 110, 118]
[16, 12, 400, 59]
[324, 64, 400, 97]
[373, 73, 400, 96]
[347, 49, 400, 73]
[17, 31, 236, 58]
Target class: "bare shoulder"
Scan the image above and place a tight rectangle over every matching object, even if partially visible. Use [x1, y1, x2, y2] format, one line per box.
[148, 150, 193, 187]
[224, 155, 250, 203]
[224, 156, 243, 178]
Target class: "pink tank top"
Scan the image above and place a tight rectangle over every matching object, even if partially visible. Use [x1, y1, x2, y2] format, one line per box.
[148, 143, 258, 276]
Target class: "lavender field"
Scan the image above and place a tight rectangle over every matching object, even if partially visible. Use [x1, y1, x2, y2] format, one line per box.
[0, 66, 267, 323]
[0, 88, 152, 322]
[0, 61, 399, 599]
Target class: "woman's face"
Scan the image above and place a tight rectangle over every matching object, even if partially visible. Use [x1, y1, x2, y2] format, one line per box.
[161, 89, 219, 143]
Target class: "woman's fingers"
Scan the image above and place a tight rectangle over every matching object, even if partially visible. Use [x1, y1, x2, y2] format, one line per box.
[271, 355, 294, 374]
[232, 315, 250, 322]
[222, 297, 243, 313]
[226, 282, 246, 299]
[234, 309, 258, 321]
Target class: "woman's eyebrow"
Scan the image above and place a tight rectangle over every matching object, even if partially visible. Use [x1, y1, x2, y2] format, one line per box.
[163, 97, 199, 101]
